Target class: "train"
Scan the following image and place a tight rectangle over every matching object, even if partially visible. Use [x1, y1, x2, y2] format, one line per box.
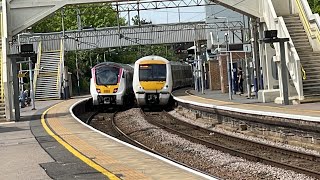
[90, 62, 134, 106]
[133, 55, 193, 106]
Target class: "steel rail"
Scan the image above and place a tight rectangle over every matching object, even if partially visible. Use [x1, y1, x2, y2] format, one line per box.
[142, 110, 320, 179]
[109, 110, 217, 179]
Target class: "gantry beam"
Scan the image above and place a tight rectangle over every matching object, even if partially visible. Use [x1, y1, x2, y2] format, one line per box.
[4, 0, 215, 36]
[12, 21, 245, 52]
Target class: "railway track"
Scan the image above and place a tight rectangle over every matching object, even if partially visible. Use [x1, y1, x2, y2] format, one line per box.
[87, 110, 215, 178]
[142, 110, 320, 179]
[88, 111, 146, 147]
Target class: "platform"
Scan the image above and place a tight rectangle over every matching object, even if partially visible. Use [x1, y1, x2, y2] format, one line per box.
[0, 100, 61, 179]
[0, 97, 215, 179]
[42, 98, 214, 180]
[172, 89, 320, 122]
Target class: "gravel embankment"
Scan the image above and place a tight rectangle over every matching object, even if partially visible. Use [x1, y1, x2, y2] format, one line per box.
[115, 108, 315, 180]
[169, 110, 320, 156]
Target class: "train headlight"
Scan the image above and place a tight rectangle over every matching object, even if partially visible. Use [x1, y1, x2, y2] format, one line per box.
[96, 88, 101, 93]
[113, 88, 118, 93]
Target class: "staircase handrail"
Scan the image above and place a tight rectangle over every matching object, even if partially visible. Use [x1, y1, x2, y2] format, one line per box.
[299, 0, 320, 43]
[295, 0, 320, 44]
[262, 0, 304, 100]
[56, 39, 64, 98]
[33, 41, 42, 95]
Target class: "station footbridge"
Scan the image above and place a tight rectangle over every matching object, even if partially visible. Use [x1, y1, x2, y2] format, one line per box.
[1, 0, 320, 121]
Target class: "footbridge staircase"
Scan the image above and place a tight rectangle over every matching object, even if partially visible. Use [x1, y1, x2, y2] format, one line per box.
[214, 0, 320, 102]
[34, 40, 64, 100]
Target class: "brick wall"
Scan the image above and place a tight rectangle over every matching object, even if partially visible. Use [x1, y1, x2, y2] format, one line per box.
[219, 55, 228, 93]
[208, 60, 221, 90]
[208, 52, 248, 93]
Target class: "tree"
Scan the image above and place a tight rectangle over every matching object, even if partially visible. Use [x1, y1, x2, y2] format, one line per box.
[32, 4, 179, 94]
[131, 15, 152, 26]
[308, 0, 320, 13]
[32, 3, 125, 33]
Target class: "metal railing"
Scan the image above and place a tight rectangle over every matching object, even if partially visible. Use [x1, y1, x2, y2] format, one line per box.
[262, 0, 304, 100]
[297, 0, 320, 45]
[294, 0, 320, 83]
[33, 41, 42, 95]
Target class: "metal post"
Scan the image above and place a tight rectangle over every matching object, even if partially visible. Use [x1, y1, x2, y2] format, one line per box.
[61, 8, 65, 38]
[227, 54, 232, 100]
[75, 44, 80, 96]
[230, 52, 234, 94]
[178, 7, 181, 23]
[194, 26, 198, 91]
[127, 8, 130, 26]
[116, 2, 121, 38]
[19, 64, 24, 94]
[245, 53, 252, 98]
[225, 32, 232, 100]
[28, 58, 36, 110]
[76, 7, 82, 96]
[76, 9, 82, 30]
[252, 19, 260, 98]
[89, 51, 92, 68]
[279, 40, 289, 105]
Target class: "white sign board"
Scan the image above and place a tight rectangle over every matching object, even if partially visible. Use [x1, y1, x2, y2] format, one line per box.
[243, 44, 252, 52]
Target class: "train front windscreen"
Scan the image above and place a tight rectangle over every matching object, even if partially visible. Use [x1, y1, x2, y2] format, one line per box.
[95, 66, 120, 85]
[139, 64, 166, 81]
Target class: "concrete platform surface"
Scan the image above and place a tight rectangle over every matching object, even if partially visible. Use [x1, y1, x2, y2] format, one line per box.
[0, 100, 62, 179]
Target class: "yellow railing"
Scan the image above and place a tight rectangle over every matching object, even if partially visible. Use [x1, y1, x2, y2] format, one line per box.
[295, 0, 313, 39]
[294, 0, 320, 80]
[0, 13, 4, 101]
[301, 65, 307, 80]
[33, 41, 42, 94]
[56, 39, 64, 92]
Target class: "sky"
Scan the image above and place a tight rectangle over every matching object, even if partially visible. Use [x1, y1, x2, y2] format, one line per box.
[120, 6, 207, 25]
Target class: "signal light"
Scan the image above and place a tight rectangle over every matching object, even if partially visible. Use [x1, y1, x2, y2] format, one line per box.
[96, 88, 101, 93]
[113, 88, 118, 93]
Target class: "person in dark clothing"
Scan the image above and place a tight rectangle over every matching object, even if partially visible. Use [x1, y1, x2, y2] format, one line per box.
[237, 67, 244, 95]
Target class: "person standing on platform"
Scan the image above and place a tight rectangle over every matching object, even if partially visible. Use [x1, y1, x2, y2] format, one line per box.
[237, 67, 244, 95]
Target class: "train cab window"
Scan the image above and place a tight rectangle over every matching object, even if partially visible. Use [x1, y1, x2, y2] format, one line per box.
[96, 66, 120, 85]
[139, 64, 166, 81]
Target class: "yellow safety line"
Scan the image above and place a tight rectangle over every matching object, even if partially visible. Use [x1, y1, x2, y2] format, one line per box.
[41, 102, 120, 180]
[184, 90, 320, 114]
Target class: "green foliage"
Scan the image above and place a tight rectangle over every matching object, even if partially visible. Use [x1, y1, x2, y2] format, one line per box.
[32, 3, 125, 33]
[308, 0, 320, 13]
[65, 45, 178, 93]
[32, 4, 180, 94]
[131, 15, 152, 25]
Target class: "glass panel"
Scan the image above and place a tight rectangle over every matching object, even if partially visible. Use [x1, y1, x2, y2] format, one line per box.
[139, 64, 166, 81]
[96, 66, 119, 85]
